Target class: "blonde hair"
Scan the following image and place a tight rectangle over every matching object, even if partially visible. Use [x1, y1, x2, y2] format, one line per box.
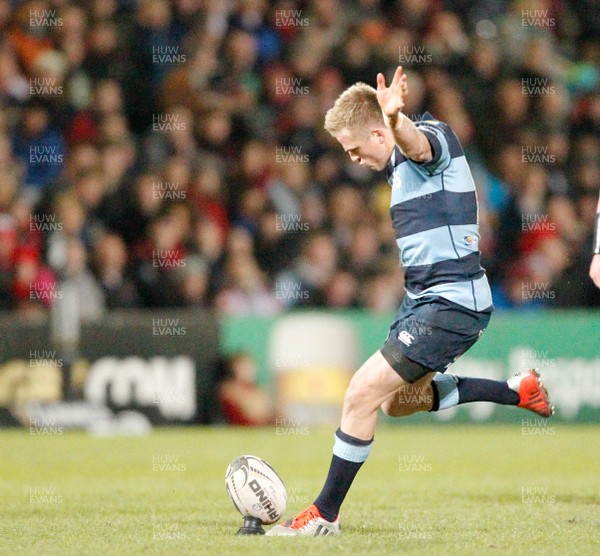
[324, 82, 383, 136]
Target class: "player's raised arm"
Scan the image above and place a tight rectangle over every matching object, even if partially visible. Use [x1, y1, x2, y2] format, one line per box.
[376, 66, 432, 163]
[589, 193, 600, 288]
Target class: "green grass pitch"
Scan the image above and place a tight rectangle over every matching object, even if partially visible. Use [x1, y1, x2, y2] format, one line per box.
[2, 424, 599, 555]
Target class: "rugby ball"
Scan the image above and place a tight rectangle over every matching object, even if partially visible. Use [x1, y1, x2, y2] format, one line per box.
[225, 455, 287, 524]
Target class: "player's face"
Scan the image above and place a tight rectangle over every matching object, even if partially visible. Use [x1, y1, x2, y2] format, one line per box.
[336, 127, 391, 171]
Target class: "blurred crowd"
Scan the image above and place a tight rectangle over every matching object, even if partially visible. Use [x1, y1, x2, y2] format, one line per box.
[1, 0, 600, 321]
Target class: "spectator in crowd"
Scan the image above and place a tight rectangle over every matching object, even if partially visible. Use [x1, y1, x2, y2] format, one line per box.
[56, 236, 105, 322]
[215, 247, 281, 315]
[92, 232, 140, 309]
[12, 101, 66, 196]
[218, 351, 274, 426]
[132, 214, 188, 307]
[12, 243, 58, 317]
[275, 231, 338, 308]
[177, 253, 210, 307]
[0, 215, 17, 309]
[44, 191, 87, 271]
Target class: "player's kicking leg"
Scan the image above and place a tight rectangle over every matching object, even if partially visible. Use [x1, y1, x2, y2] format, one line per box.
[267, 350, 431, 536]
[381, 369, 554, 418]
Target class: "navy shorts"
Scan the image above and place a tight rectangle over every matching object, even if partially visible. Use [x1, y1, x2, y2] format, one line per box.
[380, 295, 492, 382]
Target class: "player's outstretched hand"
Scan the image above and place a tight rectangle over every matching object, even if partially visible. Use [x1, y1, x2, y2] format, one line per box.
[590, 254, 600, 288]
[376, 66, 408, 118]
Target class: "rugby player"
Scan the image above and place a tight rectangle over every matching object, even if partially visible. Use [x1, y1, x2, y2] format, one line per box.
[589, 194, 600, 288]
[268, 66, 554, 537]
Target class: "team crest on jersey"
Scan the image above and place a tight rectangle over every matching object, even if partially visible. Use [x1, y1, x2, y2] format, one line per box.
[464, 235, 478, 246]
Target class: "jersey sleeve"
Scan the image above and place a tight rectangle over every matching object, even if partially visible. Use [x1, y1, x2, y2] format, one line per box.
[414, 120, 452, 175]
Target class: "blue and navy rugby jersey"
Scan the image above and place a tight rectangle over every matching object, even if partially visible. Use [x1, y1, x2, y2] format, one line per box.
[386, 112, 493, 312]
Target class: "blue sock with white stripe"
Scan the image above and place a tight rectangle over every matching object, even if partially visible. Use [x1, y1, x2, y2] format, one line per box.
[430, 373, 460, 410]
[430, 373, 519, 410]
[313, 428, 373, 522]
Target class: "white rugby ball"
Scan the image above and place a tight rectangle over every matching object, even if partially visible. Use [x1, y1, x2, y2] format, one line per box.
[225, 455, 287, 524]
